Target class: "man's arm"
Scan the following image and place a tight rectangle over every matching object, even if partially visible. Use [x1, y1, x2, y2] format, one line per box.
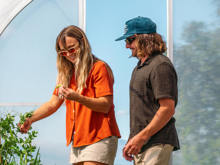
[140, 98, 175, 140]
[123, 98, 175, 158]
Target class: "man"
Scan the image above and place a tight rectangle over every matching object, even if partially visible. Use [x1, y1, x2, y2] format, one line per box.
[115, 16, 180, 165]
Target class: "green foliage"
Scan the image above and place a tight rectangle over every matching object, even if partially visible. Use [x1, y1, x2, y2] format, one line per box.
[212, 0, 220, 17]
[0, 112, 42, 165]
[173, 8, 220, 165]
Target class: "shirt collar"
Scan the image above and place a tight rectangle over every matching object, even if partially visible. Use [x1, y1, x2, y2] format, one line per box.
[137, 53, 159, 69]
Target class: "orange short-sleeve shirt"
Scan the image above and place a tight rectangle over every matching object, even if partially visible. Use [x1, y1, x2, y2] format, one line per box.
[53, 61, 121, 147]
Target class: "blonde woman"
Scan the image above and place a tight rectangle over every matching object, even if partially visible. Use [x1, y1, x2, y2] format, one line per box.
[19, 25, 121, 165]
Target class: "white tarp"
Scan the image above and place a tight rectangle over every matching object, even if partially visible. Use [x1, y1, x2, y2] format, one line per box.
[0, 0, 32, 35]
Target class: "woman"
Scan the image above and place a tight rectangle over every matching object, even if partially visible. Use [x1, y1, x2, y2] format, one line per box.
[19, 25, 121, 165]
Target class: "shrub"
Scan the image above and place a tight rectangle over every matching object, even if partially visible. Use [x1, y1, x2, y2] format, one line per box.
[0, 112, 41, 165]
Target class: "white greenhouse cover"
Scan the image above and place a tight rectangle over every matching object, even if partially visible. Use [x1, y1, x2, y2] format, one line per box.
[0, 0, 32, 35]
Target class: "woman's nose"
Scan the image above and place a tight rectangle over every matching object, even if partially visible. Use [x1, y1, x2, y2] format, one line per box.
[66, 52, 71, 56]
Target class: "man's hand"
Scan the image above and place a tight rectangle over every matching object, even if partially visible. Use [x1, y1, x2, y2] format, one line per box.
[123, 134, 148, 161]
[123, 146, 134, 161]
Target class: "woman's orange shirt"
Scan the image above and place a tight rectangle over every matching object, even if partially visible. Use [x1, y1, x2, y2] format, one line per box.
[53, 61, 121, 147]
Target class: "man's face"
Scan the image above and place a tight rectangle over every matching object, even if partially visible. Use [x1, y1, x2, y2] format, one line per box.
[125, 35, 138, 58]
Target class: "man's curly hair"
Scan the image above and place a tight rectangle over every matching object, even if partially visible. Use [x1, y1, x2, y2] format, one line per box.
[136, 33, 167, 58]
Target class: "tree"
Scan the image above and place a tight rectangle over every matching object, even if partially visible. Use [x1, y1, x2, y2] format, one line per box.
[213, 0, 220, 17]
[173, 1, 220, 164]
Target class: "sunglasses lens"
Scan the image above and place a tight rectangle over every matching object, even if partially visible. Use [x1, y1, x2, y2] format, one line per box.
[58, 46, 77, 56]
[69, 48, 76, 53]
[126, 37, 136, 44]
[60, 52, 67, 56]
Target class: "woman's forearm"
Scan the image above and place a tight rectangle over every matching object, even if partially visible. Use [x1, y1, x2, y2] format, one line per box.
[59, 86, 112, 113]
[74, 94, 113, 114]
[30, 95, 63, 123]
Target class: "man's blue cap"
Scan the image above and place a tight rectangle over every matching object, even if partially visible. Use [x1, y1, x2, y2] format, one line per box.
[115, 16, 157, 41]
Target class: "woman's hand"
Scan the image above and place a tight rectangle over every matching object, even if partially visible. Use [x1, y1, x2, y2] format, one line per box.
[18, 118, 32, 133]
[59, 86, 112, 113]
[59, 86, 80, 101]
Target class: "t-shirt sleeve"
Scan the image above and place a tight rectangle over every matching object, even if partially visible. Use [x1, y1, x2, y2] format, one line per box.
[52, 87, 59, 96]
[93, 62, 113, 97]
[150, 62, 178, 104]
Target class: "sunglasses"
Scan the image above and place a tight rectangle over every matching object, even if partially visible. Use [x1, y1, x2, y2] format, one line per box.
[125, 37, 136, 44]
[58, 45, 78, 57]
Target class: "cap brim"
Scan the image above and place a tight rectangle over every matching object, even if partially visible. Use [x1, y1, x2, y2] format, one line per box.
[115, 34, 132, 41]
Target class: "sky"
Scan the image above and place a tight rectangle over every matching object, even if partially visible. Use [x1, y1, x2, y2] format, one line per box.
[0, 0, 216, 164]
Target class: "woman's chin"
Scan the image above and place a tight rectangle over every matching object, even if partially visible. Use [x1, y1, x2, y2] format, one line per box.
[66, 57, 76, 64]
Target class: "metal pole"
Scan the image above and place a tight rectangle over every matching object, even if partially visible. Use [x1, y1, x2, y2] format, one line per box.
[167, 0, 173, 62]
[78, 0, 86, 32]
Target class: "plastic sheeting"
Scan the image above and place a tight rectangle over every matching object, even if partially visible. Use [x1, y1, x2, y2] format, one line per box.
[0, 0, 79, 103]
[0, 0, 32, 35]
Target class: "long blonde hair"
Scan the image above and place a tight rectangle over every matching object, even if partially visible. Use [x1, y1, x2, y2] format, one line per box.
[55, 25, 94, 92]
[55, 25, 114, 92]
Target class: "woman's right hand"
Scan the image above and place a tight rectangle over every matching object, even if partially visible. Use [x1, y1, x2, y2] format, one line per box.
[18, 118, 32, 133]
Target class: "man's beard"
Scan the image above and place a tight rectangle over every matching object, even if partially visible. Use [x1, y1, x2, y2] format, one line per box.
[128, 52, 137, 58]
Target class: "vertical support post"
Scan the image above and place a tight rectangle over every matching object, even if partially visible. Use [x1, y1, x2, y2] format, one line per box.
[78, 0, 86, 32]
[167, 0, 173, 62]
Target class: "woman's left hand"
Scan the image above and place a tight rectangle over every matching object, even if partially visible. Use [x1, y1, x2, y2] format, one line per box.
[59, 86, 80, 101]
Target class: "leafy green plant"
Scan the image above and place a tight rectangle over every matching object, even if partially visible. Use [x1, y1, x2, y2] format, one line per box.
[0, 112, 42, 165]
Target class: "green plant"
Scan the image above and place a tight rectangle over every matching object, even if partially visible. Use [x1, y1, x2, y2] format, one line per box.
[0, 112, 42, 165]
